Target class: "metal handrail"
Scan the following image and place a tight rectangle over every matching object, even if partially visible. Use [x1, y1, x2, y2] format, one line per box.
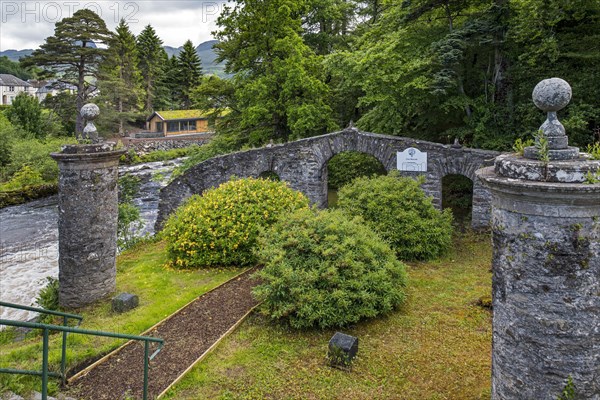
[0, 301, 83, 385]
[0, 301, 84, 322]
[0, 318, 164, 400]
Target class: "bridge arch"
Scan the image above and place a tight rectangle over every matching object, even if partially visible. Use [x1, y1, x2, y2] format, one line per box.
[155, 128, 499, 230]
[324, 151, 387, 206]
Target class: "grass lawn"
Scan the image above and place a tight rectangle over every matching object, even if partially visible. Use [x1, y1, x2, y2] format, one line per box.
[162, 232, 493, 400]
[1, 232, 492, 399]
[0, 240, 245, 396]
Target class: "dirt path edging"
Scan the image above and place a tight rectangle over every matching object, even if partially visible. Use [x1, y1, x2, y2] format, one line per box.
[67, 268, 261, 399]
[156, 303, 259, 398]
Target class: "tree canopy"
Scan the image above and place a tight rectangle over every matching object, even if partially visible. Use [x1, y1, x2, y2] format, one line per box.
[21, 9, 112, 136]
[211, 0, 335, 145]
[191, 0, 598, 150]
[97, 19, 143, 135]
[18, 1, 599, 147]
[136, 24, 169, 113]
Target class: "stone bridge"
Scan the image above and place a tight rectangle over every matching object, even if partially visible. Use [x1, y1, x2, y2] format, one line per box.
[156, 128, 500, 230]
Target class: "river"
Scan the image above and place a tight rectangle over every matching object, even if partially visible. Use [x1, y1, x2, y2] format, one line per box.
[0, 159, 183, 322]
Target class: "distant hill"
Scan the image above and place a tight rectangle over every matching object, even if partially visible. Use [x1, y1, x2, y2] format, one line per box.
[0, 40, 228, 78]
[163, 40, 226, 77]
[0, 41, 96, 61]
[0, 49, 34, 61]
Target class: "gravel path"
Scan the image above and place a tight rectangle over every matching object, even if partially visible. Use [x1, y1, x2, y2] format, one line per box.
[67, 269, 260, 399]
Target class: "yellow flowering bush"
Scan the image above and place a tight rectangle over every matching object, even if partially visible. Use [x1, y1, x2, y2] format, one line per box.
[163, 177, 309, 268]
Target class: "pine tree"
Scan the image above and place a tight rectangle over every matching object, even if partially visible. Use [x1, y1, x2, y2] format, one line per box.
[163, 55, 181, 109]
[97, 19, 143, 135]
[176, 40, 203, 109]
[136, 25, 168, 113]
[21, 9, 111, 136]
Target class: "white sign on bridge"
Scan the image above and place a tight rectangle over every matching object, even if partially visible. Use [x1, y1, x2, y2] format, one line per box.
[397, 147, 427, 172]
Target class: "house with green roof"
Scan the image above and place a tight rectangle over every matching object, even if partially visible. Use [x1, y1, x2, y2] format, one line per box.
[146, 110, 214, 136]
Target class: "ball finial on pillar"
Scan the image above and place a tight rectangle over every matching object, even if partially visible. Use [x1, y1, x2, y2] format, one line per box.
[524, 78, 579, 160]
[80, 103, 101, 143]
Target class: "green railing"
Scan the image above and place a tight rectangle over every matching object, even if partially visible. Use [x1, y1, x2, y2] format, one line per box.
[0, 302, 163, 400]
[0, 301, 83, 385]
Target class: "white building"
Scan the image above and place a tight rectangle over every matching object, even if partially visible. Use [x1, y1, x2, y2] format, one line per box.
[29, 80, 77, 102]
[0, 74, 34, 105]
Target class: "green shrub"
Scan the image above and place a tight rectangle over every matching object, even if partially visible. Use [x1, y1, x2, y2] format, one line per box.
[327, 151, 386, 190]
[118, 175, 141, 204]
[585, 142, 600, 160]
[0, 137, 75, 184]
[337, 172, 453, 261]
[164, 177, 310, 268]
[117, 175, 144, 250]
[512, 138, 534, 155]
[0, 165, 44, 191]
[253, 208, 407, 329]
[117, 202, 144, 251]
[120, 149, 142, 164]
[35, 277, 59, 324]
[119, 147, 196, 165]
[171, 133, 243, 179]
[0, 113, 16, 167]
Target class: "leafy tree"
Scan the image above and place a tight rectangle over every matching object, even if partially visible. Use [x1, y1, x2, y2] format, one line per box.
[215, 0, 336, 144]
[355, 0, 384, 24]
[190, 0, 600, 152]
[302, 0, 356, 54]
[42, 92, 78, 136]
[508, 0, 600, 147]
[97, 19, 143, 135]
[0, 112, 16, 167]
[0, 56, 33, 80]
[176, 40, 203, 109]
[136, 25, 168, 113]
[191, 75, 237, 131]
[21, 9, 111, 136]
[5, 93, 44, 138]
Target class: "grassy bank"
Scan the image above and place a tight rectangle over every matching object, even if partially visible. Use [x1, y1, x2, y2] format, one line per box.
[162, 232, 492, 399]
[0, 240, 245, 396]
[1, 232, 492, 399]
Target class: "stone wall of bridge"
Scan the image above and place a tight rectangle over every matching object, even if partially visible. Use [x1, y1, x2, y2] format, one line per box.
[155, 128, 500, 230]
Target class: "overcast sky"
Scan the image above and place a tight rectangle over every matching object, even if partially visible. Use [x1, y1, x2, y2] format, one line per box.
[0, 1, 228, 51]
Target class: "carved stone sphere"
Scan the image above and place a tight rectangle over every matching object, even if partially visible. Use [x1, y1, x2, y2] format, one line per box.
[532, 78, 572, 112]
[80, 103, 100, 120]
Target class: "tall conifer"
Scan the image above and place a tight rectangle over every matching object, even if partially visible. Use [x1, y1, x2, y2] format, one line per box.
[136, 25, 168, 112]
[176, 40, 203, 109]
[97, 19, 143, 135]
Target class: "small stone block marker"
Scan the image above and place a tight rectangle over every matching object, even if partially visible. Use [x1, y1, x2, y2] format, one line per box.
[328, 332, 358, 369]
[112, 293, 139, 313]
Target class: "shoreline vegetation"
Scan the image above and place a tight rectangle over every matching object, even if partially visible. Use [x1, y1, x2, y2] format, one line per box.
[0, 142, 200, 209]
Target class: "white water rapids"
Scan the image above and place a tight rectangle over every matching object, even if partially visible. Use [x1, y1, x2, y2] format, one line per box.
[0, 159, 183, 322]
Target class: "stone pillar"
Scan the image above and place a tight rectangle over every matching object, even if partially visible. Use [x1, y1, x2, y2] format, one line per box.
[51, 105, 125, 308]
[477, 78, 600, 399]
